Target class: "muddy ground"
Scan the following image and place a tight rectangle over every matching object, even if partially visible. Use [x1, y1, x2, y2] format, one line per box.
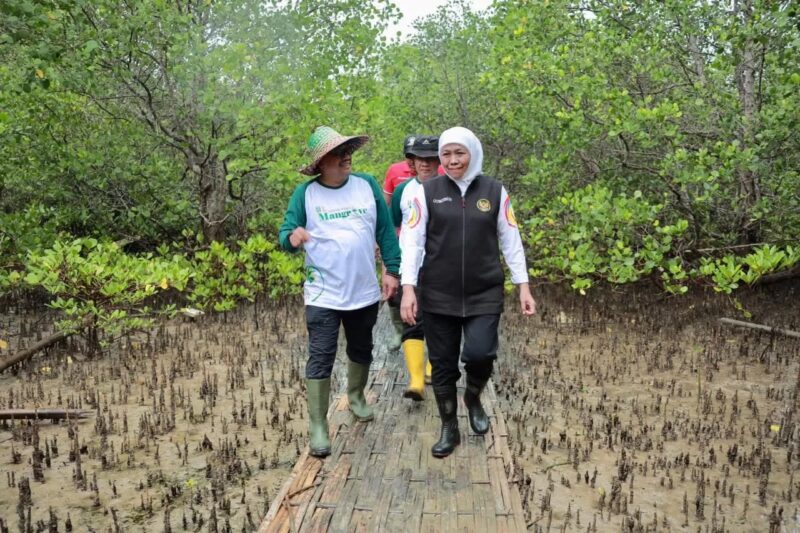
[0, 300, 313, 532]
[1, 281, 799, 532]
[496, 281, 800, 532]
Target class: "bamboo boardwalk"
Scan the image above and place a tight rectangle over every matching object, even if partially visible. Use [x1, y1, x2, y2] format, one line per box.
[259, 307, 526, 533]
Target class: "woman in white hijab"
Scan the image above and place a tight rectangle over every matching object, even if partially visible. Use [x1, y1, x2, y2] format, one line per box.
[399, 126, 536, 458]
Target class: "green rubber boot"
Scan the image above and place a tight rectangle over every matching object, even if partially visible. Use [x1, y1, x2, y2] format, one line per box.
[306, 378, 331, 457]
[388, 306, 403, 350]
[347, 361, 374, 422]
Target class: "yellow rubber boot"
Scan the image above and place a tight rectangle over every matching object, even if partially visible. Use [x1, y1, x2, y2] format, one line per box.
[403, 339, 426, 401]
[425, 359, 432, 384]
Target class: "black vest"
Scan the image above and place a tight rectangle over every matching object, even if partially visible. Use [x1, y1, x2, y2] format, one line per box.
[421, 174, 504, 316]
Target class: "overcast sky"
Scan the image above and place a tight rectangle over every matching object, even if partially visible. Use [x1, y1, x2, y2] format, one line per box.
[384, 0, 493, 41]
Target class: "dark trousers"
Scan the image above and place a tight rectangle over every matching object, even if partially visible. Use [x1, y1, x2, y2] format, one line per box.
[391, 287, 424, 342]
[422, 312, 500, 387]
[305, 302, 379, 379]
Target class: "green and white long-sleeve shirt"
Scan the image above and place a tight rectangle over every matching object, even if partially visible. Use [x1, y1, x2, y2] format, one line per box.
[279, 172, 400, 310]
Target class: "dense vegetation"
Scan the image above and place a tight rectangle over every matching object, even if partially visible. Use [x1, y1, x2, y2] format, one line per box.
[1, 0, 798, 343]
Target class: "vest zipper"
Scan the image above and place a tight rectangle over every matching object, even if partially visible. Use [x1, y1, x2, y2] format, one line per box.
[461, 195, 466, 317]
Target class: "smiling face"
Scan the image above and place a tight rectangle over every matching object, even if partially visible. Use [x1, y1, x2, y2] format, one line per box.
[317, 141, 356, 183]
[413, 156, 440, 180]
[317, 153, 352, 183]
[440, 143, 471, 180]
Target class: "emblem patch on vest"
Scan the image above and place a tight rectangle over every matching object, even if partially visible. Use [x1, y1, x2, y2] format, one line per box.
[476, 199, 491, 212]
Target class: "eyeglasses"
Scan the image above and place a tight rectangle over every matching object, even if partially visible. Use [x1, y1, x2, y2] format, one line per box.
[330, 142, 357, 157]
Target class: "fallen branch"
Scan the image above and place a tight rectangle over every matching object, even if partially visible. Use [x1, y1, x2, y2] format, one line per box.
[0, 329, 71, 373]
[719, 318, 800, 339]
[541, 461, 572, 474]
[0, 409, 93, 421]
[0, 316, 93, 373]
[752, 267, 800, 286]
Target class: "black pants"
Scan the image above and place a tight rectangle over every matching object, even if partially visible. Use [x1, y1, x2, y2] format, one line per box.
[305, 302, 379, 379]
[391, 287, 424, 342]
[422, 312, 500, 387]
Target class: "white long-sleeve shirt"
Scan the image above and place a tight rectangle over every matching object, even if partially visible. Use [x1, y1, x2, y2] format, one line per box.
[399, 179, 529, 287]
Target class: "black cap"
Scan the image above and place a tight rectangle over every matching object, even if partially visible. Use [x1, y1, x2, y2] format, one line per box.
[403, 134, 420, 157]
[407, 135, 439, 158]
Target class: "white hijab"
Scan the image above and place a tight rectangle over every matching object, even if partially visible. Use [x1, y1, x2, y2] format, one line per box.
[438, 126, 483, 195]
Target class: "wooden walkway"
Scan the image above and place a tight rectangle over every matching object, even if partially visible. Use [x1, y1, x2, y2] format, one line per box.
[258, 308, 526, 533]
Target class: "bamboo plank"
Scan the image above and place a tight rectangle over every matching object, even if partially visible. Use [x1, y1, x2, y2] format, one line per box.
[367, 468, 401, 531]
[394, 467, 412, 503]
[472, 479, 491, 533]
[304, 507, 334, 532]
[328, 478, 359, 533]
[488, 384, 527, 533]
[259, 455, 309, 530]
[496, 514, 511, 533]
[349, 429, 379, 481]
[354, 452, 384, 512]
[420, 511, 441, 533]
[457, 511, 476, 532]
[448, 479, 463, 532]
[383, 467, 411, 530]
[423, 468, 442, 516]
[318, 455, 351, 506]
[0, 408, 92, 420]
[261, 308, 527, 533]
[382, 430, 404, 480]
[347, 510, 370, 533]
[402, 480, 425, 533]
[296, 477, 328, 532]
[289, 459, 325, 531]
[488, 455, 511, 514]
[342, 420, 367, 455]
[260, 456, 322, 532]
[455, 458, 474, 517]
[469, 444, 491, 485]
[416, 429, 433, 482]
[398, 420, 420, 480]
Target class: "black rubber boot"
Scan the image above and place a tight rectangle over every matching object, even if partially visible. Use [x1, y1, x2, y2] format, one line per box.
[464, 373, 490, 435]
[432, 385, 460, 458]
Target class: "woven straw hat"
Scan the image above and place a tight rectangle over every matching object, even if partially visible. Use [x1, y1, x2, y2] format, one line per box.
[300, 126, 369, 176]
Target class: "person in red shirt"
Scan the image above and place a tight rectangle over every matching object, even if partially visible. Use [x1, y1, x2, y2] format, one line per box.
[383, 135, 445, 205]
[383, 136, 445, 351]
[382, 135, 418, 350]
[382, 134, 419, 205]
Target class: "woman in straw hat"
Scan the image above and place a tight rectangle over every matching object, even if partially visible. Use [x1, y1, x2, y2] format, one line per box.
[399, 126, 536, 458]
[279, 126, 401, 458]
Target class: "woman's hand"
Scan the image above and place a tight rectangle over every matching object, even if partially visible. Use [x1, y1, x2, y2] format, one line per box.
[289, 227, 311, 248]
[518, 282, 536, 316]
[400, 285, 418, 325]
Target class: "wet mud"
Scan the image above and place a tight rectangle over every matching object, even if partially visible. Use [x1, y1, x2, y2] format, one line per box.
[0, 300, 311, 532]
[497, 281, 800, 532]
[1, 281, 799, 532]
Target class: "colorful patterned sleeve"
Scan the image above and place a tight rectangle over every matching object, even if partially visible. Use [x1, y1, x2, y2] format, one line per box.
[497, 186, 529, 284]
[399, 185, 428, 286]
